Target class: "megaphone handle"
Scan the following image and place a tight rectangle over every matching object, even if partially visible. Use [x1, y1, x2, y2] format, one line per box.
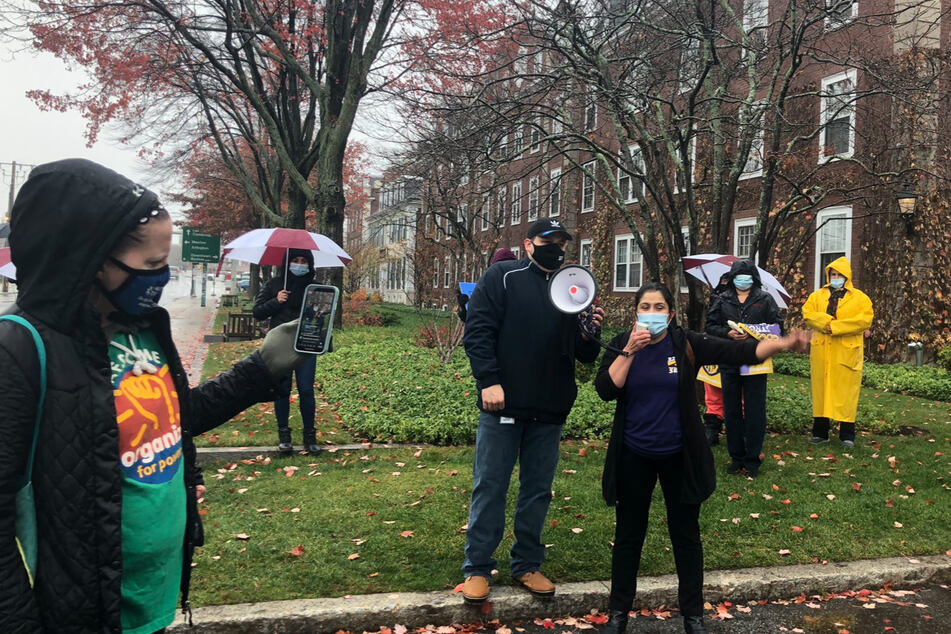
[579, 316, 631, 358]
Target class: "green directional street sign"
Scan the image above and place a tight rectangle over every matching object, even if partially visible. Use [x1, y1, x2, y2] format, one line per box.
[182, 227, 221, 263]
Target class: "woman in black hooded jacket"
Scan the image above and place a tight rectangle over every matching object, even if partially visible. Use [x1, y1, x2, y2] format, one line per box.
[253, 249, 320, 454]
[705, 259, 781, 477]
[0, 159, 306, 633]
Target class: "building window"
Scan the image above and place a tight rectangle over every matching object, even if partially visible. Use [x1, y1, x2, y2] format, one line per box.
[742, 126, 765, 178]
[614, 234, 642, 291]
[528, 175, 540, 221]
[433, 257, 439, 288]
[530, 120, 541, 152]
[481, 193, 490, 231]
[511, 182, 522, 225]
[618, 145, 645, 203]
[744, 0, 768, 31]
[581, 161, 596, 212]
[826, 0, 857, 28]
[734, 218, 757, 260]
[511, 246, 520, 259]
[580, 239, 593, 268]
[679, 35, 701, 93]
[513, 127, 524, 155]
[443, 256, 450, 288]
[815, 206, 851, 289]
[819, 70, 856, 160]
[584, 86, 597, 130]
[549, 168, 562, 217]
[679, 227, 691, 292]
[674, 136, 696, 194]
[550, 116, 563, 136]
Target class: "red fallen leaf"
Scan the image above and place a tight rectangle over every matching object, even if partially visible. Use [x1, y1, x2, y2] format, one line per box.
[289, 545, 305, 557]
[543, 619, 555, 629]
[579, 448, 587, 457]
[400, 531, 414, 538]
[810, 513, 819, 519]
[348, 553, 360, 561]
[585, 614, 609, 624]
[792, 526, 803, 532]
[728, 493, 741, 501]
[781, 499, 791, 505]
[380, 628, 393, 634]
[852, 483, 862, 491]
[551, 519, 558, 527]
[367, 511, 377, 516]
[453, 583, 464, 593]
[857, 589, 872, 597]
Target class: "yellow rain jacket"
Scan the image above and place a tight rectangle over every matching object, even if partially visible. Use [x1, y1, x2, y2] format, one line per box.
[801, 257, 874, 422]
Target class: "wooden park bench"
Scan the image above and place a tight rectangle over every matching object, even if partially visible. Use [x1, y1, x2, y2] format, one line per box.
[223, 311, 267, 341]
[220, 294, 240, 308]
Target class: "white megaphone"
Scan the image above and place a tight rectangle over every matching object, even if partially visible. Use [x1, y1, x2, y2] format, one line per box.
[548, 264, 632, 357]
[548, 265, 597, 314]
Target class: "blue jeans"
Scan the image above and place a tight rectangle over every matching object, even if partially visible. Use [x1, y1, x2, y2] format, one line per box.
[274, 355, 317, 432]
[463, 411, 563, 579]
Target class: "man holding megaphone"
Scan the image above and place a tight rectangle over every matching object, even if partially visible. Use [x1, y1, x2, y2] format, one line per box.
[460, 218, 604, 604]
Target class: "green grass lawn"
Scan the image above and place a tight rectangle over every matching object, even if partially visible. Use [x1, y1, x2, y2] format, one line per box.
[190, 433, 951, 606]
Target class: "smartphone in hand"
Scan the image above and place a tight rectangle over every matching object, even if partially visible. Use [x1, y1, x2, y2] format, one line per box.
[294, 285, 340, 354]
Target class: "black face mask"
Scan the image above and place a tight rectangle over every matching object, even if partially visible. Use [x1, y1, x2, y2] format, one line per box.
[531, 243, 565, 271]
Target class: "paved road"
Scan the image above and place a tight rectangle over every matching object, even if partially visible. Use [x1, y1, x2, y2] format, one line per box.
[411, 585, 949, 634]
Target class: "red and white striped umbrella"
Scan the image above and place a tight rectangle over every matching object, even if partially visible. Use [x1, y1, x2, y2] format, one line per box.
[682, 253, 791, 309]
[220, 228, 352, 269]
[0, 247, 16, 280]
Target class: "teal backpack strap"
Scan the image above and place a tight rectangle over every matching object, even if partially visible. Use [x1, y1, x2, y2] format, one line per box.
[0, 315, 47, 485]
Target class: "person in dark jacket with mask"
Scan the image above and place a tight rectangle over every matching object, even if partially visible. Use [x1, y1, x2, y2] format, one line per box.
[705, 259, 781, 477]
[0, 159, 307, 633]
[458, 218, 604, 604]
[253, 249, 320, 454]
[595, 282, 807, 634]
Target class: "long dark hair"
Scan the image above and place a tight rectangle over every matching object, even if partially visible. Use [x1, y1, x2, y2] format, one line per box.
[634, 281, 678, 327]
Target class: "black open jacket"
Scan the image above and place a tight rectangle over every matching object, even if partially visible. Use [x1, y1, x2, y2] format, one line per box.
[0, 159, 282, 633]
[595, 326, 759, 506]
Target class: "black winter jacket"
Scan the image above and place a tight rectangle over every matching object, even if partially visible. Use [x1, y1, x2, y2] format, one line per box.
[462, 259, 600, 424]
[0, 159, 283, 633]
[705, 260, 781, 371]
[595, 327, 759, 506]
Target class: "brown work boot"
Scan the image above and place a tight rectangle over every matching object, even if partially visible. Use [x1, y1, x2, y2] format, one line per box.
[516, 571, 556, 597]
[461, 575, 489, 604]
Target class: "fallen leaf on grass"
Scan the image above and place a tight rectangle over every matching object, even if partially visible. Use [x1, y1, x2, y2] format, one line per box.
[778, 549, 791, 556]
[289, 545, 305, 557]
[571, 527, 583, 534]
[792, 526, 803, 532]
[348, 553, 360, 561]
[400, 531, 414, 538]
[893, 522, 903, 528]
[234, 533, 250, 541]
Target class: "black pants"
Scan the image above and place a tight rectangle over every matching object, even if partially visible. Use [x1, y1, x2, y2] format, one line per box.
[721, 372, 768, 469]
[609, 447, 704, 616]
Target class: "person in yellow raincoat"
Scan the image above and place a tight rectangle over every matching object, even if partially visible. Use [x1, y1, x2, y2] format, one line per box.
[801, 257, 874, 447]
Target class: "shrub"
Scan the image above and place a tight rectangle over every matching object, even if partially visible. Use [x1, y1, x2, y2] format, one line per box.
[938, 346, 951, 372]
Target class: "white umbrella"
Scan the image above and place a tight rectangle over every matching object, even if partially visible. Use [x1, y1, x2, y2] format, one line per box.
[0, 247, 15, 280]
[218, 228, 351, 288]
[682, 253, 791, 309]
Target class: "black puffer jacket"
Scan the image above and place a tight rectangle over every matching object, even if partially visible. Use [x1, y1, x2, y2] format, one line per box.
[0, 159, 282, 633]
[705, 259, 781, 370]
[252, 249, 316, 329]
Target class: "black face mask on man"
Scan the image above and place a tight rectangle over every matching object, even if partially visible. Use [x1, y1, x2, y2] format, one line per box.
[531, 242, 565, 271]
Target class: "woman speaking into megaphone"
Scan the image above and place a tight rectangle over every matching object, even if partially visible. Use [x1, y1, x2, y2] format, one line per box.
[593, 282, 809, 634]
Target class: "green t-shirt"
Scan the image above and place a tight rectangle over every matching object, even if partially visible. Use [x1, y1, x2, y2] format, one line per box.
[108, 328, 186, 634]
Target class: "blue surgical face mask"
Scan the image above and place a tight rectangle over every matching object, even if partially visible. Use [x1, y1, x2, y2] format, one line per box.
[829, 277, 846, 289]
[733, 274, 754, 290]
[105, 257, 170, 315]
[289, 263, 310, 277]
[637, 312, 670, 336]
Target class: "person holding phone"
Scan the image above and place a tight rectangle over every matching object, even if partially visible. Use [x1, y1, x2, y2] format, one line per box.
[0, 159, 308, 632]
[253, 249, 321, 454]
[596, 282, 808, 634]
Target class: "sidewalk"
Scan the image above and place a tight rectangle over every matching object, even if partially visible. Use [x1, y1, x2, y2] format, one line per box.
[163, 294, 217, 385]
[168, 554, 951, 633]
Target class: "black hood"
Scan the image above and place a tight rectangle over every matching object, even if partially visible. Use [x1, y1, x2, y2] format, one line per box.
[725, 259, 762, 288]
[283, 248, 315, 271]
[9, 159, 160, 332]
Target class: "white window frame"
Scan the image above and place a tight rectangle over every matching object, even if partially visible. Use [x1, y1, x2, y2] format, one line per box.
[528, 175, 540, 221]
[819, 69, 857, 162]
[481, 193, 490, 231]
[584, 86, 598, 130]
[618, 145, 645, 203]
[673, 136, 696, 195]
[513, 127, 524, 155]
[743, 0, 768, 31]
[511, 246, 520, 259]
[443, 256, 451, 288]
[511, 181, 522, 225]
[550, 116, 563, 136]
[530, 120, 541, 153]
[679, 226, 691, 293]
[740, 125, 765, 179]
[549, 168, 562, 217]
[679, 36, 701, 93]
[825, 0, 858, 29]
[496, 187, 506, 227]
[613, 233, 642, 292]
[433, 257, 439, 288]
[580, 238, 593, 268]
[814, 206, 852, 289]
[733, 217, 758, 262]
[581, 161, 596, 212]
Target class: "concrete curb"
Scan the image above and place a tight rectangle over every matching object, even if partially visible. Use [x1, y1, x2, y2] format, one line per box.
[168, 554, 951, 633]
[196, 444, 426, 465]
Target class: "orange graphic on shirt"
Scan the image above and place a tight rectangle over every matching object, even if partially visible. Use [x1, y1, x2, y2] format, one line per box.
[114, 365, 182, 484]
